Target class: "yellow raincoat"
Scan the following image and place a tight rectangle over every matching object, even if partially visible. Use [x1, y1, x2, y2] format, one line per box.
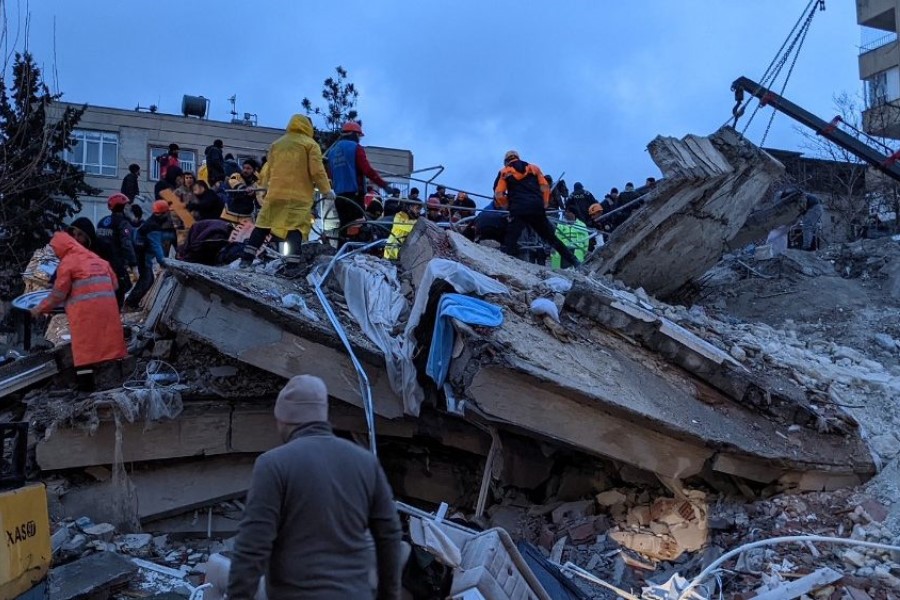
[256, 114, 332, 240]
[384, 211, 417, 260]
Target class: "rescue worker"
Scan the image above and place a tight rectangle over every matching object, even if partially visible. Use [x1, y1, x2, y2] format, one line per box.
[228, 374, 402, 600]
[95, 193, 137, 306]
[799, 190, 823, 251]
[552, 208, 590, 268]
[30, 231, 127, 370]
[567, 182, 599, 225]
[240, 114, 334, 266]
[66, 217, 98, 250]
[324, 122, 391, 245]
[126, 200, 176, 308]
[426, 196, 448, 223]
[494, 150, 581, 267]
[384, 196, 423, 260]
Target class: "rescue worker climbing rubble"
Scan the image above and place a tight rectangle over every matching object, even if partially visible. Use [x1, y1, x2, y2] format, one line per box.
[95, 193, 137, 307]
[30, 231, 127, 370]
[240, 115, 334, 266]
[552, 208, 591, 268]
[384, 195, 423, 260]
[324, 121, 391, 246]
[494, 150, 582, 268]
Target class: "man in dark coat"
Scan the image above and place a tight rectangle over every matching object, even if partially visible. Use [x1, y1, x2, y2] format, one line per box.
[228, 374, 403, 600]
[120, 164, 141, 201]
[205, 139, 225, 185]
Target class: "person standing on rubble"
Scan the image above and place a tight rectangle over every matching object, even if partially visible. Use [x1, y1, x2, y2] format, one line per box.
[157, 143, 180, 180]
[205, 139, 226, 186]
[126, 201, 176, 309]
[239, 114, 334, 266]
[95, 193, 138, 307]
[228, 374, 402, 600]
[800, 192, 824, 251]
[494, 150, 582, 267]
[30, 231, 127, 373]
[324, 122, 391, 246]
[567, 182, 599, 225]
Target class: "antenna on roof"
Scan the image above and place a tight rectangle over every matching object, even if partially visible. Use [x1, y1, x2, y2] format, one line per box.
[228, 95, 238, 119]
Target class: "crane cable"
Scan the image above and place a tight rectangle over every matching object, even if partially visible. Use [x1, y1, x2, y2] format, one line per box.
[731, 0, 825, 144]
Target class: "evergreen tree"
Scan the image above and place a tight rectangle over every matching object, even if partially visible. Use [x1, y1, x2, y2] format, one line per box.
[301, 66, 361, 149]
[0, 52, 99, 307]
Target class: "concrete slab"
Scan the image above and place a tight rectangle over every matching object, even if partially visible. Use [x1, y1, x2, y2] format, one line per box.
[48, 551, 137, 600]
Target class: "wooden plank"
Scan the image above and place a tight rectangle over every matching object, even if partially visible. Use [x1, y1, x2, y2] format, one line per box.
[159, 188, 195, 228]
[59, 455, 256, 525]
[751, 567, 842, 600]
[36, 403, 232, 470]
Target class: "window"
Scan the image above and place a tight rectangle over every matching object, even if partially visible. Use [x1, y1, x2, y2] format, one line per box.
[64, 130, 118, 177]
[150, 147, 197, 180]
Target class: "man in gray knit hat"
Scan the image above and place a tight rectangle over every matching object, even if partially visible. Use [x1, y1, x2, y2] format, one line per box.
[228, 374, 403, 600]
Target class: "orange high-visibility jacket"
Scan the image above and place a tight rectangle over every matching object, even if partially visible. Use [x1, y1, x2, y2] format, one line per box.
[37, 232, 127, 367]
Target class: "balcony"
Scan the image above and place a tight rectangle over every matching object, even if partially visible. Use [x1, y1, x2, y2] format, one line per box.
[863, 99, 900, 139]
[859, 34, 900, 79]
[858, 0, 897, 31]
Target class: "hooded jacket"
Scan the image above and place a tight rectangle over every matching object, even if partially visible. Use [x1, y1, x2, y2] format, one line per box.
[35, 232, 127, 367]
[188, 188, 225, 221]
[205, 144, 225, 183]
[261, 115, 332, 203]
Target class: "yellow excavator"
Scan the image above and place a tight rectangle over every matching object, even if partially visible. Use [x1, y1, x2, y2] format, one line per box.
[0, 423, 51, 600]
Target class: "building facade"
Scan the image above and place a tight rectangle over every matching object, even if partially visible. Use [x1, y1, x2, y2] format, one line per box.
[857, 0, 900, 138]
[50, 103, 413, 222]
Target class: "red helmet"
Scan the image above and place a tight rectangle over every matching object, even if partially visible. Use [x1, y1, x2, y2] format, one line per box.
[341, 121, 364, 136]
[152, 200, 170, 215]
[107, 193, 129, 210]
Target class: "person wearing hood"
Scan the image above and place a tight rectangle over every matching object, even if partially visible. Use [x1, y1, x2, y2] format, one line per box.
[205, 139, 225, 185]
[30, 231, 127, 369]
[155, 165, 184, 200]
[240, 115, 333, 266]
[494, 150, 582, 267]
[187, 179, 225, 221]
[324, 122, 391, 246]
[67, 217, 98, 251]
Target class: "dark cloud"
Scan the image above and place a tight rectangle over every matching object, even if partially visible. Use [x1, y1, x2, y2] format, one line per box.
[15, 0, 860, 203]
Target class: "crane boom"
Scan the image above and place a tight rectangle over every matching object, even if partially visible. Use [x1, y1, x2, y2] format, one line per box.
[731, 75, 900, 183]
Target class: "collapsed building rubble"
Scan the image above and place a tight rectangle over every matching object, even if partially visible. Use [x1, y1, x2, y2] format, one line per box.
[8, 127, 900, 598]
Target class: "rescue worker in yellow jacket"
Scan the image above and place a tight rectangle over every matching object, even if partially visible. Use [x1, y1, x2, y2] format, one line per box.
[240, 115, 334, 266]
[384, 196, 423, 260]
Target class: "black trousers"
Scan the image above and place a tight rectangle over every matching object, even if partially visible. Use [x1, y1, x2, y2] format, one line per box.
[503, 213, 580, 266]
[243, 227, 305, 259]
[334, 193, 367, 245]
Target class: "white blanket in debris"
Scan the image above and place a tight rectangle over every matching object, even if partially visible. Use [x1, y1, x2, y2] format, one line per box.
[335, 256, 508, 416]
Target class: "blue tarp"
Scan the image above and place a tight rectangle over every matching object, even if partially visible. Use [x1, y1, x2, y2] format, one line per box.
[425, 293, 504, 387]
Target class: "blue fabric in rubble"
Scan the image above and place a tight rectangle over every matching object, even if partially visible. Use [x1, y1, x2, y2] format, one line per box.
[425, 293, 504, 387]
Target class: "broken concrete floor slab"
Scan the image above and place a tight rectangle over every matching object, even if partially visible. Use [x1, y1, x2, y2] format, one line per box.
[58, 455, 256, 527]
[587, 126, 785, 298]
[48, 551, 137, 600]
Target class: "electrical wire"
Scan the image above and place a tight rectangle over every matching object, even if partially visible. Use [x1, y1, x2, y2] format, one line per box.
[678, 535, 900, 600]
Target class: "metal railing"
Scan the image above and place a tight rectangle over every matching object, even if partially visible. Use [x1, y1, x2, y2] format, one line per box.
[859, 32, 898, 55]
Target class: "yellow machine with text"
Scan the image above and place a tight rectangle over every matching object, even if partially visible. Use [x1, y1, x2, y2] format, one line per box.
[0, 423, 51, 600]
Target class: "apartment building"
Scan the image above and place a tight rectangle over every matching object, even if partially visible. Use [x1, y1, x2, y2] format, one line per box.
[857, 0, 900, 138]
[50, 102, 414, 222]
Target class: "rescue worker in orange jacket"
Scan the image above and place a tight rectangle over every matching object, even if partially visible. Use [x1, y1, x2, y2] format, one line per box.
[30, 232, 128, 368]
[493, 150, 582, 267]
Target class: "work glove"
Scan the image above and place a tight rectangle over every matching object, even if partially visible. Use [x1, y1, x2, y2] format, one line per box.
[324, 190, 336, 201]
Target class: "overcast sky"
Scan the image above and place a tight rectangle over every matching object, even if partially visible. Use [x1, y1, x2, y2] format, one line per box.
[11, 0, 862, 203]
